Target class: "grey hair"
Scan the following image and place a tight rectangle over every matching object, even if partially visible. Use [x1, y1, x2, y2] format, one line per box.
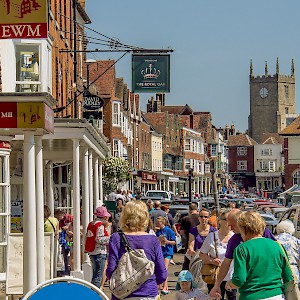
[276, 219, 295, 235]
[146, 199, 153, 205]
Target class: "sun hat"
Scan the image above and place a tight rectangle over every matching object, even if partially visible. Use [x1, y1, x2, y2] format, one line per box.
[175, 270, 198, 290]
[94, 206, 111, 218]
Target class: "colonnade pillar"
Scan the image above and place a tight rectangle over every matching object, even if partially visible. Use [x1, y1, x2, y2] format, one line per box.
[71, 139, 82, 276]
[35, 136, 45, 283]
[23, 132, 37, 293]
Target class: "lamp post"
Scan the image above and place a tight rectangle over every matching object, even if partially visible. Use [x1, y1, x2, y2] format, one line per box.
[188, 168, 193, 204]
[210, 159, 220, 214]
[85, 58, 96, 91]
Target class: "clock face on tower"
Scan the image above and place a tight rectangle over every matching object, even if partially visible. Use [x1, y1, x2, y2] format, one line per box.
[259, 87, 269, 98]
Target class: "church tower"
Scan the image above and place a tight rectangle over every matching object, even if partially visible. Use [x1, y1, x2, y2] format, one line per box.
[248, 59, 296, 143]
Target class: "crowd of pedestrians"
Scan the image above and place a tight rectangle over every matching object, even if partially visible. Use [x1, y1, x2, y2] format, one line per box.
[43, 188, 300, 300]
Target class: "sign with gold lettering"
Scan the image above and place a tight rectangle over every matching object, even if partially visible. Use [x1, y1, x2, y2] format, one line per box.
[0, 0, 48, 39]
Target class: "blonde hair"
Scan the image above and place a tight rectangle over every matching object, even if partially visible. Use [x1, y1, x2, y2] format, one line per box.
[156, 216, 167, 225]
[218, 208, 231, 220]
[119, 201, 149, 232]
[237, 210, 266, 236]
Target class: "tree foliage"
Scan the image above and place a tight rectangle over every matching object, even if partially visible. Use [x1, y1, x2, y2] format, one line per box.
[102, 157, 131, 195]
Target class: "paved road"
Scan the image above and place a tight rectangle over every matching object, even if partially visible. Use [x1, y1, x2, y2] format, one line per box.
[102, 252, 184, 300]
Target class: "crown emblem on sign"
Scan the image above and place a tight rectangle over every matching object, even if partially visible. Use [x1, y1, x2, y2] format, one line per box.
[141, 64, 160, 79]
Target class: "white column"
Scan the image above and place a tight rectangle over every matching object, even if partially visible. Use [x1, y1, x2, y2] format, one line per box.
[23, 132, 37, 293]
[71, 139, 82, 275]
[99, 159, 103, 205]
[35, 136, 45, 283]
[201, 178, 204, 194]
[88, 150, 93, 218]
[45, 162, 54, 213]
[93, 157, 99, 209]
[82, 147, 89, 263]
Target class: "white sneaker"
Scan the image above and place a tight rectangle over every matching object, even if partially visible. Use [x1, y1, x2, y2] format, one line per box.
[170, 259, 175, 265]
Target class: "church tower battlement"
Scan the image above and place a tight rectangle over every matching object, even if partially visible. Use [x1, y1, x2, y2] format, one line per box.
[248, 59, 296, 143]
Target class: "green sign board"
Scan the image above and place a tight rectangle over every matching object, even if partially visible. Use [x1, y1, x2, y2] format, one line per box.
[132, 54, 170, 93]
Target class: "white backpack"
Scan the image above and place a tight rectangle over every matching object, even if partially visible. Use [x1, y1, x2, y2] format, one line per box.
[109, 232, 155, 299]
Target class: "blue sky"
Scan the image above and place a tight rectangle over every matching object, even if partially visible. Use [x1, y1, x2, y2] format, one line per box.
[85, 0, 300, 132]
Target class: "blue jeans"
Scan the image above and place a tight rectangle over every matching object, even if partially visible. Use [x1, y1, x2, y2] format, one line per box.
[89, 253, 107, 288]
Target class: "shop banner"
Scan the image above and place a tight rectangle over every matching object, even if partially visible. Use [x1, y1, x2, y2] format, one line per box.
[0, 102, 54, 133]
[132, 54, 170, 93]
[0, 0, 48, 39]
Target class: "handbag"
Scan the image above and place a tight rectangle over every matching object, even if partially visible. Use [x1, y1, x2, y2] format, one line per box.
[277, 242, 300, 300]
[109, 232, 155, 299]
[200, 231, 220, 285]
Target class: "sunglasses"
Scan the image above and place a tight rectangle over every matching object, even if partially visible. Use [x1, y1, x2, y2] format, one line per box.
[199, 215, 209, 219]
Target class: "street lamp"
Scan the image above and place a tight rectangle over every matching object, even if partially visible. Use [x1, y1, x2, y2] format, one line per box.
[210, 159, 220, 215]
[188, 168, 193, 204]
[85, 59, 96, 92]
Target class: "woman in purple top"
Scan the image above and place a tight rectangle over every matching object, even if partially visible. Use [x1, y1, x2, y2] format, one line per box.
[106, 201, 167, 300]
[188, 208, 217, 254]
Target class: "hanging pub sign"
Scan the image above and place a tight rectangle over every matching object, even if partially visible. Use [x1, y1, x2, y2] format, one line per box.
[83, 90, 104, 111]
[0, 0, 48, 39]
[132, 54, 170, 93]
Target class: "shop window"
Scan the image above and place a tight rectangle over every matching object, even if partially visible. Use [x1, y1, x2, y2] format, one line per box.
[15, 44, 40, 92]
[53, 164, 72, 212]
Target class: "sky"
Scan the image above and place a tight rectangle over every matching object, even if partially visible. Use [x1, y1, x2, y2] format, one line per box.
[85, 0, 300, 132]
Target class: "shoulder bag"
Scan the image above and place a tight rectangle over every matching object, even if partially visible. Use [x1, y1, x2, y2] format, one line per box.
[200, 231, 220, 284]
[277, 242, 300, 300]
[109, 232, 155, 299]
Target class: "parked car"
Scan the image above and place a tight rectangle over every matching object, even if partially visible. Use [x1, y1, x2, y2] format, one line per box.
[277, 205, 300, 238]
[260, 213, 279, 233]
[198, 199, 227, 210]
[145, 190, 175, 201]
[271, 207, 288, 219]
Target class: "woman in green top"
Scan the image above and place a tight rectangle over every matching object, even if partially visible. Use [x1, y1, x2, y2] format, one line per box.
[44, 205, 59, 235]
[225, 210, 293, 300]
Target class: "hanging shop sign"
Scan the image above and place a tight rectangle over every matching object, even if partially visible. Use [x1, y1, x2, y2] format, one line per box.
[0, 102, 54, 133]
[132, 54, 170, 93]
[83, 92, 104, 110]
[0, 0, 48, 39]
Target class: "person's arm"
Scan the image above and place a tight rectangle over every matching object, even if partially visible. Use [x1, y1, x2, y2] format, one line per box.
[210, 258, 232, 298]
[96, 225, 110, 245]
[106, 234, 118, 279]
[154, 238, 168, 285]
[165, 227, 176, 245]
[188, 233, 196, 254]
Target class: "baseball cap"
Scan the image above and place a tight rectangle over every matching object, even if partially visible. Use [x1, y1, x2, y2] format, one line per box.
[175, 270, 198, 290]
[94, 206, 111, 218]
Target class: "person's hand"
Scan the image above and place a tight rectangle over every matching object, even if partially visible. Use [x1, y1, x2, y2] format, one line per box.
[212, 258, 222, 266]
[225, 280, 234, 291]
[210, 284, 221, 299]
[187, 249, 196, 256]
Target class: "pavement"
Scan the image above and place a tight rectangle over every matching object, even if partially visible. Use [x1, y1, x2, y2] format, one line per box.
[0, 252, 186, 300]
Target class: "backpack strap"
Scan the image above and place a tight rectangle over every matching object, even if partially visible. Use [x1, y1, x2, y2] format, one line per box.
[118, 231, 133, 252]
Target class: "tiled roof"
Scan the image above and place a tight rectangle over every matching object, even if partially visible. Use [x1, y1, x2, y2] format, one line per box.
[280, 116, 300, 135]
[161, 106, 185, 114]
[261, 133, 283, 144]
[228, 134, 257, 146]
